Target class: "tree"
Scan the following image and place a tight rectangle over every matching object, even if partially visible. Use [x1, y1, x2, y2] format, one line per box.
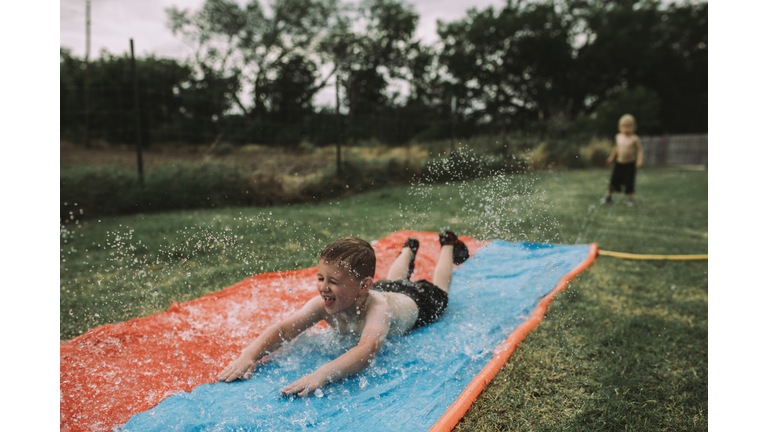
[573, 0, 707, 133]
[437, 0, 707, 136]
[438, 1, 581, 137]
[60, 49, 234, 146]
[592, 85, 662, 135]
[328, 0, 421, 142]
[166, 0, 341, 143]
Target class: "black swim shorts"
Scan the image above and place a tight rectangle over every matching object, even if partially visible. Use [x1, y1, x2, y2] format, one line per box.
[609, 160, 637, 194]
[372, 279, 449, 331]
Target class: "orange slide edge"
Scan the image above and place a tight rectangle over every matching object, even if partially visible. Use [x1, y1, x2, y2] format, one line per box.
[428, 243, 599, 432]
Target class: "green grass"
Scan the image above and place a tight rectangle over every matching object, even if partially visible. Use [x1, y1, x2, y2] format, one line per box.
[60, 167, 707, 430]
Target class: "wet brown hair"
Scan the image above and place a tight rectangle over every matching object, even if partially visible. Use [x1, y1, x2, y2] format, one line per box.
[320, 237, 376, 280]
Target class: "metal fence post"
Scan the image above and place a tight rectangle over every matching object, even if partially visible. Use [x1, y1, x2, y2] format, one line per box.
[130, 39, 144, 184]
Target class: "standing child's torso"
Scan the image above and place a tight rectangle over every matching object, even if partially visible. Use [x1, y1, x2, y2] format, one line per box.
[615, 133, 639, 163]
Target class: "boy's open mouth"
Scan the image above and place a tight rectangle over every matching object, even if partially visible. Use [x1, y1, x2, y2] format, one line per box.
[322, 294, 335, 307]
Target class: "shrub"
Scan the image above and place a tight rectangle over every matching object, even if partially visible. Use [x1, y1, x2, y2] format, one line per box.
[61, 163, 251, 220]
[580, 137, 614, 168]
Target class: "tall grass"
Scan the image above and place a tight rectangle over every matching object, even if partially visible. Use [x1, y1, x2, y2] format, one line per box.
[60, 134, 616, 220]
[61, 145, 531, 220]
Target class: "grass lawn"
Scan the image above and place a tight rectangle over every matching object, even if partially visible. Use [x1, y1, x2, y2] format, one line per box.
[60, 167, 707, 430]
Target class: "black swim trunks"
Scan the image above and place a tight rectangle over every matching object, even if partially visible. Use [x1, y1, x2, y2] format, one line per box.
[372, 279, 449, 331]
[609, 160, 637, 194]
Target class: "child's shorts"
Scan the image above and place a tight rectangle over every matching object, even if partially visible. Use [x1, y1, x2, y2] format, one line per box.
[372, 279, 449, 331]
[609, 161, 637, 194]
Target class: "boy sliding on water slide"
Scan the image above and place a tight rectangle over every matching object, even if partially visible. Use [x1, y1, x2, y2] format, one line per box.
[217, 231, 470, 396]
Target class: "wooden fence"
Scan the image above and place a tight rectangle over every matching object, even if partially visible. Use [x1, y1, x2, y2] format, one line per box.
[639, 134, 707, 166]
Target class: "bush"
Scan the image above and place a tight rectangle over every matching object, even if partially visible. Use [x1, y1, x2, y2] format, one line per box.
[547, 139, 590, 169]
[61, 138, 596, 220]
[580, 137, 614, 168]
[61, 163, 251, 220]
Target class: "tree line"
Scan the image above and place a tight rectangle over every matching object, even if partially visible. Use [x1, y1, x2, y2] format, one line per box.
[60, 0, 707, 148]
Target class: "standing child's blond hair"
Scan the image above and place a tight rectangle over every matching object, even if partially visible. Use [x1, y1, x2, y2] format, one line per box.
[618, 114, 636, 131]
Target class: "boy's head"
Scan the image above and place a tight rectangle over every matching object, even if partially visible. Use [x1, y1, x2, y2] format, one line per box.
[618, 114, 637, 134]
[320, 237, 376, 280]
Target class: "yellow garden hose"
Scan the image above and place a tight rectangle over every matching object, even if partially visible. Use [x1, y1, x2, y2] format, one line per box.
[598, 249, 707, 260]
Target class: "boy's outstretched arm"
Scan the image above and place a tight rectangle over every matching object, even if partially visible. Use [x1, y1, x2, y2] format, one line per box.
[279, 300, 391, 397]
[217, 297, 325, 383]
[635, 137, 643, 167]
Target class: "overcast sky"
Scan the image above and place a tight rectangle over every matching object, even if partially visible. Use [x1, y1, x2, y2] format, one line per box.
[60, 0, 506, 59]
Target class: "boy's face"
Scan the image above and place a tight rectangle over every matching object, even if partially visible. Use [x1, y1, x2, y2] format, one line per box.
[620, 119, 636, 135]
[317, 259, 368, 315]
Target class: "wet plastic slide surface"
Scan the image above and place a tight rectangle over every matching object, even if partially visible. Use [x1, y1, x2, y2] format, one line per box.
[60, 231, 589, 431]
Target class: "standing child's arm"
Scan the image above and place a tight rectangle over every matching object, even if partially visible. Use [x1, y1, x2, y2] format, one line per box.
[279, 299, 392, 397]
[217, 297, 326, 383]
[635, 136, 643, 167]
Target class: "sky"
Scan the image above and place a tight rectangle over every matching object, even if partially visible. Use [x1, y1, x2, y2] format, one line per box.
[60, 0, 507, 59]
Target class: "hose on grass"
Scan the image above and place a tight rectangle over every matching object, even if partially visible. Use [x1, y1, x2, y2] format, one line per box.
[598, 249, 707, 260]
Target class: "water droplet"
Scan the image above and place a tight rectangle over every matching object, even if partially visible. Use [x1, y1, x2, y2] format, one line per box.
[314, 389, 324, 397]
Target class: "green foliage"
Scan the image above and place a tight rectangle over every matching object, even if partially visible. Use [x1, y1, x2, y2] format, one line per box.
[60, 48, 235, 146]
[60, 0, 707, 150]
[577, 0, 707, 134]
[593, 86, 663, 136]
[60, 163, 251, 220]
[438, 1, 575, 131]
[62, 142, 554, 219]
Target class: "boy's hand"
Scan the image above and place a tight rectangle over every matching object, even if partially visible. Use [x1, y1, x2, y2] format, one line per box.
[279, 371, 326, 397]
[217, 356, 256, 383]
[636, 160, 643, 167]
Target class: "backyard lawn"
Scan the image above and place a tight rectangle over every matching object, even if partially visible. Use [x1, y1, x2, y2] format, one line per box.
[60, 167, 708, 430]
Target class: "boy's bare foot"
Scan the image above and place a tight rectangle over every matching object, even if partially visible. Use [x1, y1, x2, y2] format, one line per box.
[403, 238, 420, 280]
[439, 230, 469, 265]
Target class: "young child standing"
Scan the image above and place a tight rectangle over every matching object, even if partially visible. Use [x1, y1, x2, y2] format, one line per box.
[217, 231, 469, 397]
[602, 114, 644, 206]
